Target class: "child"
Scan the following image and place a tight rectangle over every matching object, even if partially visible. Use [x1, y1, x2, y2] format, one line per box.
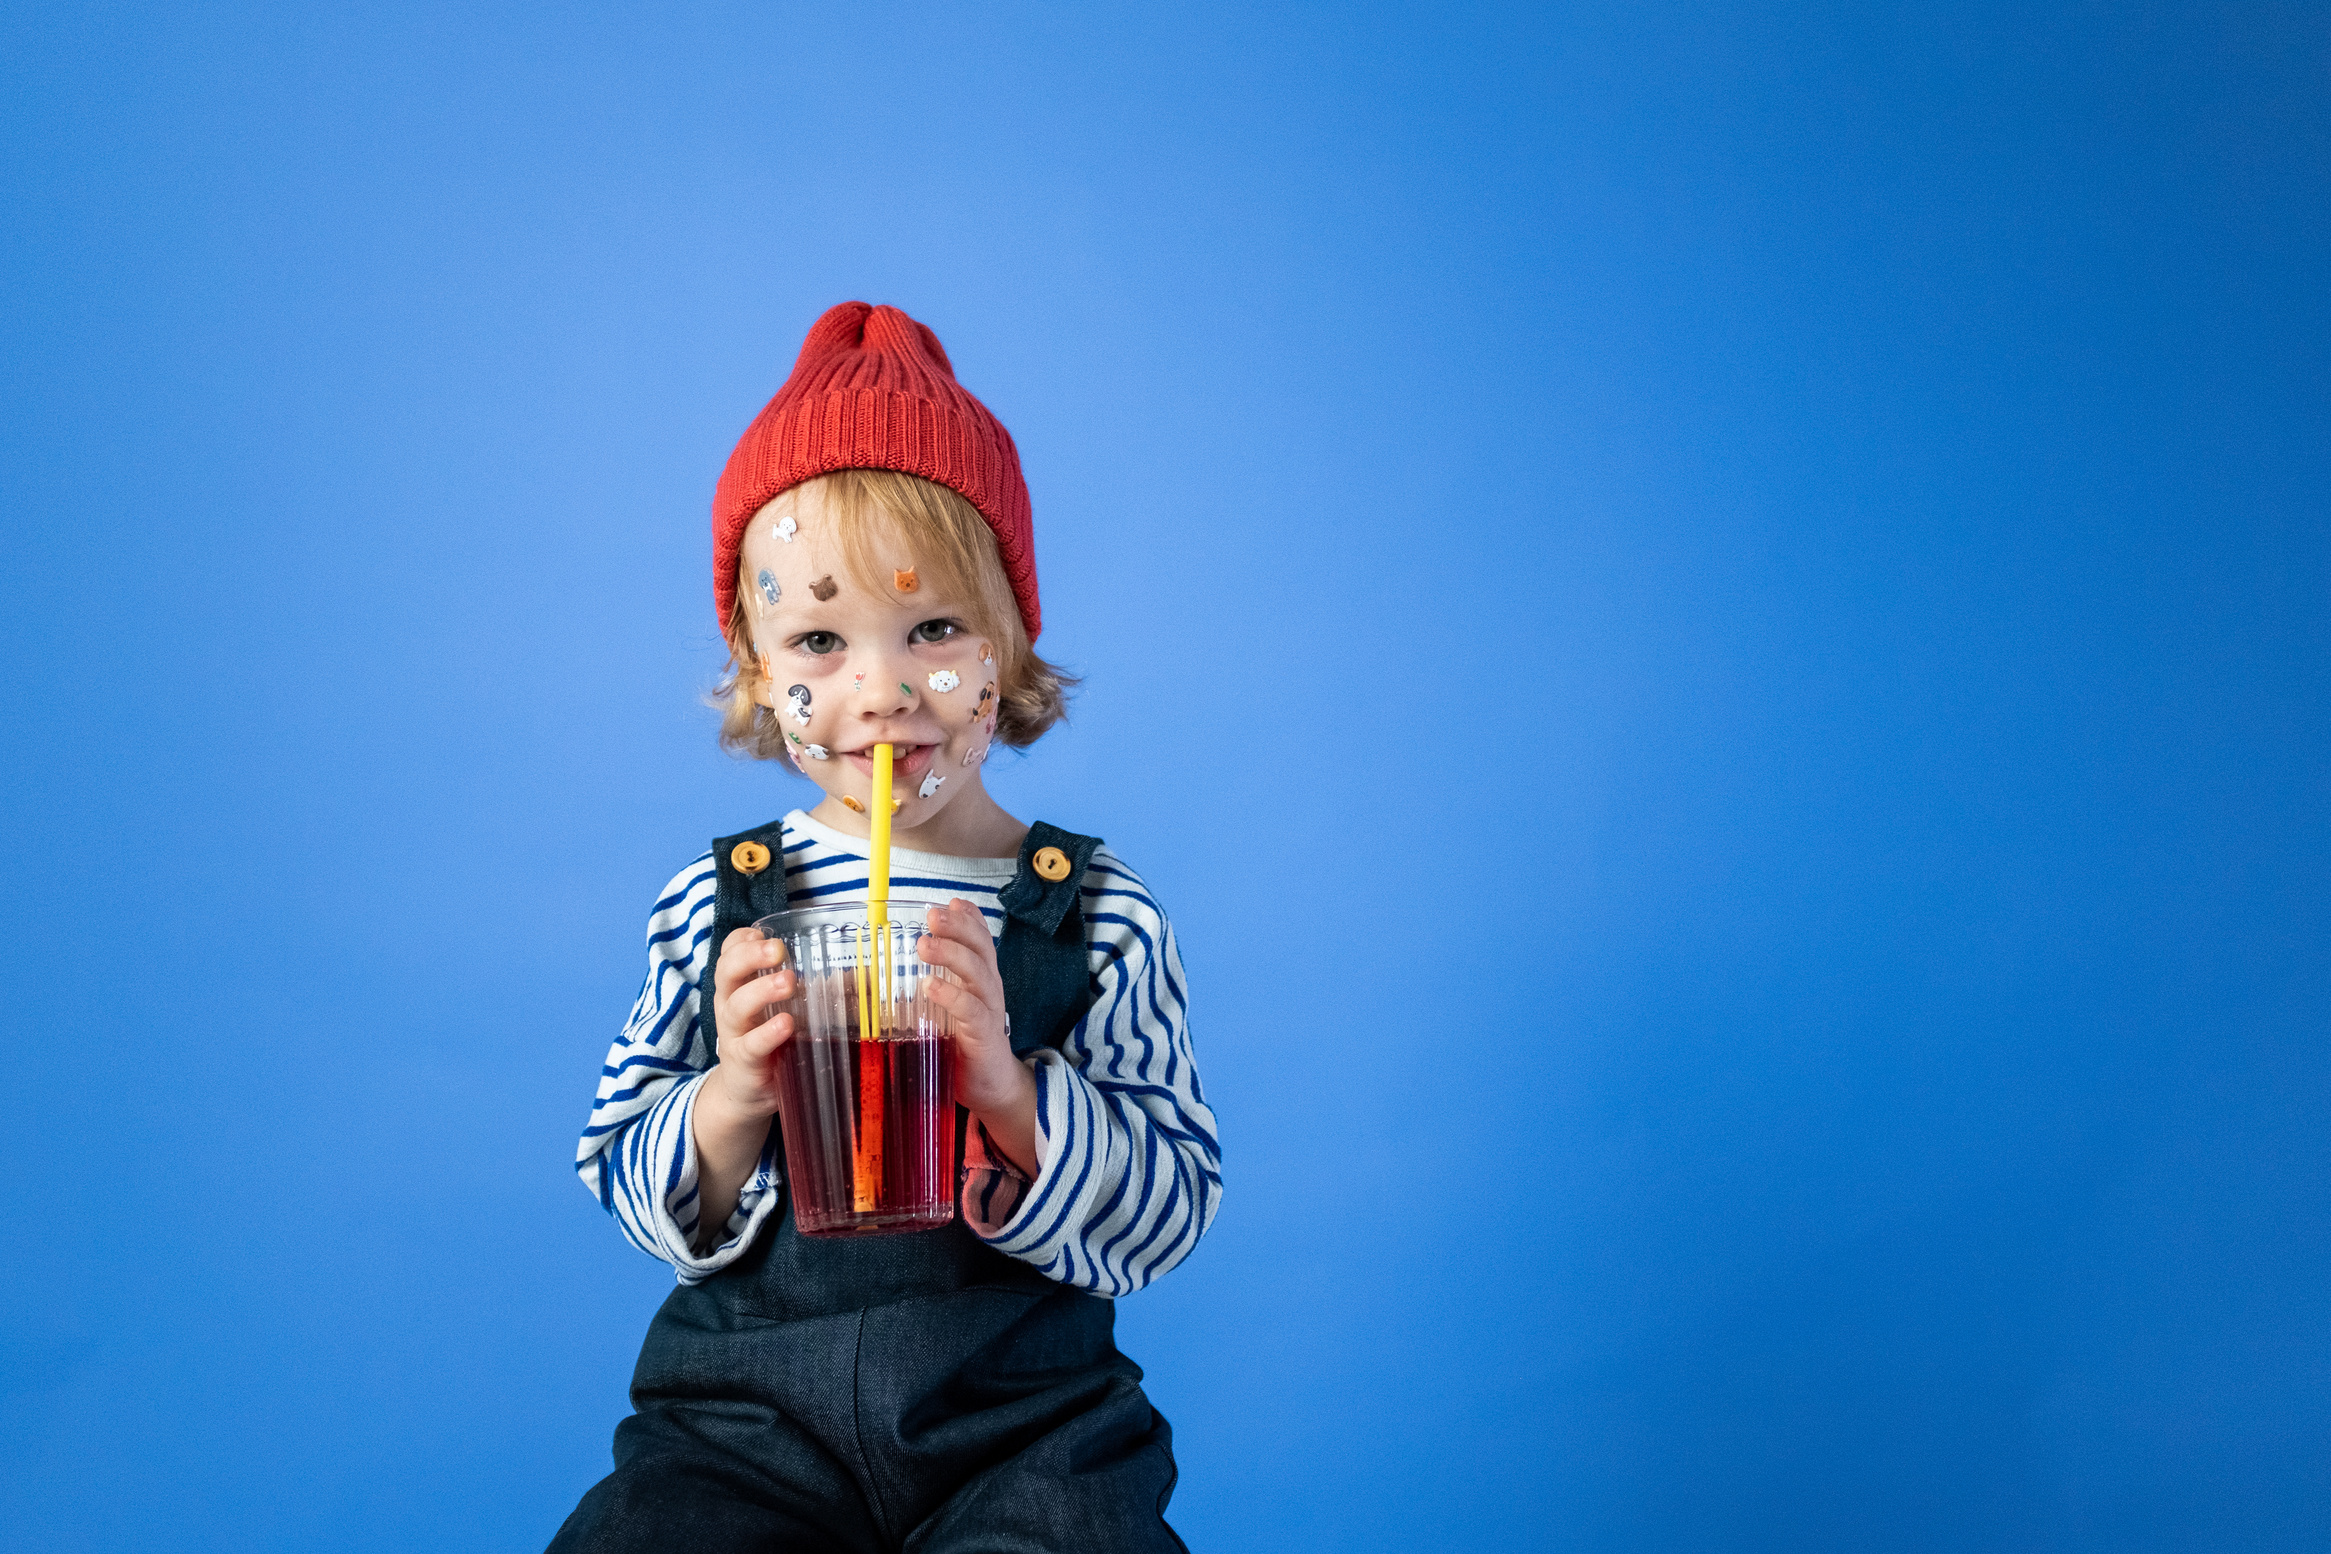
[552, 303, 1221, 1553]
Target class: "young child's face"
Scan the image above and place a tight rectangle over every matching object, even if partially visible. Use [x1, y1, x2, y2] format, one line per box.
[736, 486, 1002, 828]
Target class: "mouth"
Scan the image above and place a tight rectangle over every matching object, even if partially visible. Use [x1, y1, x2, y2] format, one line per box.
[844, 742, 938, 782]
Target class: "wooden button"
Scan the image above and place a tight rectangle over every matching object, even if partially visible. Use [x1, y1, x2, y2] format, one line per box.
[730, 841, 771, 876]
[1032, 845, 1071, 882]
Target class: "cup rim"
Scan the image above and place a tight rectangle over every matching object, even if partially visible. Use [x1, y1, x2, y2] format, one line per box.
[752, 900, 936, 935]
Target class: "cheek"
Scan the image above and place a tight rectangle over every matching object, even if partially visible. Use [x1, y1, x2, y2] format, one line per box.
[761, 668, 836, 767]
[952, 680, 994, 733]
[941, 640, 995, 722]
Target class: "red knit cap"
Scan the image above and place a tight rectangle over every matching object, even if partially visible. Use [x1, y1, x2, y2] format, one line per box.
[712, 302, 1040, 642]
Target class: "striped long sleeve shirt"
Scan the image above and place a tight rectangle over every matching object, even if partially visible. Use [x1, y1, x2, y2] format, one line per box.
[576, 809, 1222, 1295]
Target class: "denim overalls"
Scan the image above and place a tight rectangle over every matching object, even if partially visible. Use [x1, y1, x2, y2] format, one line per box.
[550, 821, 1186, 1554]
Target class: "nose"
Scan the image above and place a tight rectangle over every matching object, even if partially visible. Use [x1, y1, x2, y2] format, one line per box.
[849, 648, 919, 717]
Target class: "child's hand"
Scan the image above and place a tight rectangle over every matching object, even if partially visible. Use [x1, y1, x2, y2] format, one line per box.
[919, 899, 1040, 1176]
[687, 927, 796, 1252]
[704, 927, 797, 1118]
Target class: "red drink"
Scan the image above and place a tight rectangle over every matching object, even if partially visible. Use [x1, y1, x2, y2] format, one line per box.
[771, 983, 958, 1237]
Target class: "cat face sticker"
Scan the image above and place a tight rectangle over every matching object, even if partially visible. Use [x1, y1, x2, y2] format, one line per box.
[928, 669, 961, 693]
[786, 684, 812, 726]
[893, 567, 918, 593]
[810, 575, 838, 602]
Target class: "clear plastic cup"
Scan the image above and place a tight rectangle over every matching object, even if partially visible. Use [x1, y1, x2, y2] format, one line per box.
[750, 903, 957, 1237]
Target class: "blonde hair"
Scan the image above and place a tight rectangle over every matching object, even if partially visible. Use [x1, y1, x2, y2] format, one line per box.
[712, 469, 1076, 762]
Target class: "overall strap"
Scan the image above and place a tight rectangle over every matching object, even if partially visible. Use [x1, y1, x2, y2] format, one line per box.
[995, 821, 1104, 1055]
[696, 817, 795, 1039]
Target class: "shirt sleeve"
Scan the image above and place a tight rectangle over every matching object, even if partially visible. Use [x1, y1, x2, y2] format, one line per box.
[574, 853, 785, 1284]
[961, 851, 1224, 1295]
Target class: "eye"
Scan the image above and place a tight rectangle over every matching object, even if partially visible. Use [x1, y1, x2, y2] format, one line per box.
[910, 619, 963, 645]
[795, 631, 844, 656]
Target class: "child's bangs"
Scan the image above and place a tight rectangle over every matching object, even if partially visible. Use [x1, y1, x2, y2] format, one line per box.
[816, 470, 1021, 648]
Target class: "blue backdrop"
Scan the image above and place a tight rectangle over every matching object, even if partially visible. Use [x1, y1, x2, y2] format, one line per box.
[4, 3, 2324, 1549]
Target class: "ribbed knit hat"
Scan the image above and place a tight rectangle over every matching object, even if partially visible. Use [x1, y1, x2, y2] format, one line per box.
[712, 302, 1040, 641]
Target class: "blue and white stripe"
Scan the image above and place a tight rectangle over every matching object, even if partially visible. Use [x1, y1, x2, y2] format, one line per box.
[576, 809, 1222, 1293]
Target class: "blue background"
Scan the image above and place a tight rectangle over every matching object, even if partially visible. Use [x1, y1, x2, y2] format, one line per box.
[4, 3, 2325, 1549]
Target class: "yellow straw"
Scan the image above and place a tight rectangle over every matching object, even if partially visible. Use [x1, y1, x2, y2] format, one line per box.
[867, 743, 893, 926]
[852, 743, 895, 1212]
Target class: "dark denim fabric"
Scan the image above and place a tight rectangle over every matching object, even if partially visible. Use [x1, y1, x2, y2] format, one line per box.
[550, 820, 1186, 1554]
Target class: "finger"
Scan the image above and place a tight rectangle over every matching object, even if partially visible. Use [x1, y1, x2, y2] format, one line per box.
[917, 927, 999, 979]
[917, 906, 998, 968]
[731, 1009, 795, 1062]
[917, 942, 1005, 1005]
[726, 960, 793, 1004]
[723, 968, 795, 1031]
[927, 976, 999, 1031]
[722, 1000, 792, 1049]
[922, 900, 994, 951]
[714, 930, 787, 993]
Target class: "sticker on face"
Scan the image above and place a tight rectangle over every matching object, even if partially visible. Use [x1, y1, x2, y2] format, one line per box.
[918, 770, 944, 799]
[806, 744, 829, 760]
[841, 795, 864, 814]
[889, 796, 904, 815]
[894, 567, 918, 593]
[810, 575, 838, 601]
[757, 568, 780, 606]
[899, 682, 913, 697]
[774, 515, 797, 543]
[786, 744, 806, 773]
[980, 647, 994, 669]
[787, 685, 811, 726]
[928, 669, 960, 693]
[853, 672, 865, 690]
[974, 681, 995, 717]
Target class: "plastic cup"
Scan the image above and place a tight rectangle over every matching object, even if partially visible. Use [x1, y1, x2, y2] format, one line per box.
[750, 903, 957, 1237]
